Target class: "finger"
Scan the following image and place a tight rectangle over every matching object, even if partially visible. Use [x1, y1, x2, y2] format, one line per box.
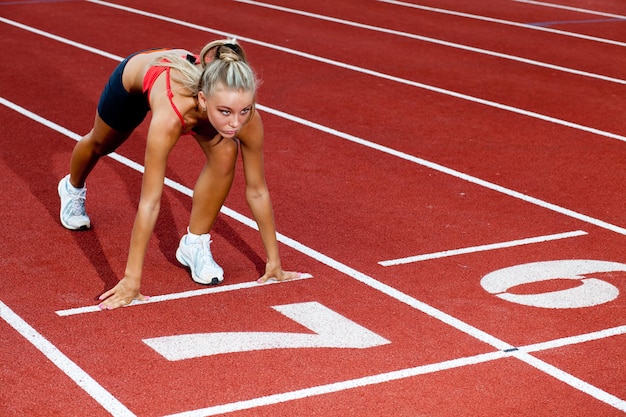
[99, 293, 150, 310]
[280, 271, 302, 281]
[98, 288, 116, 301]
[98, 299, 116, 310]
[99, 296, 122, 310]
[98, 289, 125, 309]
[256, 271, 304, 284]
[98, 292, 117, 310]
[256, 274, 270, 284]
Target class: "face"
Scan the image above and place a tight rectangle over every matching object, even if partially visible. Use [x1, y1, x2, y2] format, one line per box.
[199, 85, 255, 139]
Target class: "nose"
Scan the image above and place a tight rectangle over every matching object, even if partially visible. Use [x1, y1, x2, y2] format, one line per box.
[229, 115, 240, 128]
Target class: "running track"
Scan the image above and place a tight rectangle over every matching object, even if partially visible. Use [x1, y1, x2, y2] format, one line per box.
[1, 0, 625, 416]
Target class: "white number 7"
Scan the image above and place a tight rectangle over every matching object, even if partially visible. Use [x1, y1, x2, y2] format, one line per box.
[143, 302, 391, 361]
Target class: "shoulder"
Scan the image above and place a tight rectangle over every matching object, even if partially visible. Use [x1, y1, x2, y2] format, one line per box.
[148, 108, 184, 140]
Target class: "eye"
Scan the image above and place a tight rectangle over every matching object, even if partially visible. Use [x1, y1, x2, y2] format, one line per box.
[220, 109, 231, 116]
[240, 107, 252, 115]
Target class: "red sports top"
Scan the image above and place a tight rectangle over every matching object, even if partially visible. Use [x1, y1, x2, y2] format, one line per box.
[142, 54, 200, 131]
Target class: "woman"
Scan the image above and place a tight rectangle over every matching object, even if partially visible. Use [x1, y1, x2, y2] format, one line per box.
[58, 39, 300, 310]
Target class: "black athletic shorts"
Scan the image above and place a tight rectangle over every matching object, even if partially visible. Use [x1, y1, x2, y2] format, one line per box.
[96, 53, 150, 132]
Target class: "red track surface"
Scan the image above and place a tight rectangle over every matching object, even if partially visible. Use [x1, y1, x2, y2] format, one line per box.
[1, 1, 625, 416]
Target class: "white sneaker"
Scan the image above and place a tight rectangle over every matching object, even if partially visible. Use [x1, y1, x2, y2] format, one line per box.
[176, 232, 224, 285]
[58, 175, 91, 230]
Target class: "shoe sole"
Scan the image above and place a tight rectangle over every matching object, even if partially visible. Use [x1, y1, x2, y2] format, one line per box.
[176, 248, 223, 285]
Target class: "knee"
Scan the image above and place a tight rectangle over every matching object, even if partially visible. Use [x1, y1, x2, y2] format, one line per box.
[79, 132, 116, 157]
[209, 140, 238, 176]
[92, 142, 116, 157]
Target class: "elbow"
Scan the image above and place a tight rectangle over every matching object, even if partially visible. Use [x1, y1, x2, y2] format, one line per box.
[138, 198, 161, 216]
[246, 187, 268, 204]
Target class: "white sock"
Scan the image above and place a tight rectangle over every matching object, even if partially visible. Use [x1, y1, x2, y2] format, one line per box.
[186, 227, 207, 241]
[66, 177, 86, 193]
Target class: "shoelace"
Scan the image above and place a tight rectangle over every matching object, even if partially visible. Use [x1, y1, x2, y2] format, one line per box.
[68, 191, 87, 217]
[196, 236, 220, 268]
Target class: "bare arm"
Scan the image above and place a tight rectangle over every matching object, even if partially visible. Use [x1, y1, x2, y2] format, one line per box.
[238, 111, 300, 283]
[99, 112, 180, 309]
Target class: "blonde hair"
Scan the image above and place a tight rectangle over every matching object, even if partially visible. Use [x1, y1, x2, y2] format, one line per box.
[152, 39, 257, 98]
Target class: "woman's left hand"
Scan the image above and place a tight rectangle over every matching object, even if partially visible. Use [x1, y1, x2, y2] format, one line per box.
[257, 262, 302, 283]
[98, 277, 150, 310]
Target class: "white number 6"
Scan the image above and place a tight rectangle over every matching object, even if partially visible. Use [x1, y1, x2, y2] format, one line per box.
[480, 260, 625, 309]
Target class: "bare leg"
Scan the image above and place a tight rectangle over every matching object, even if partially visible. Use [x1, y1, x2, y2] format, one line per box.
[175, 136, 238, 284]
[188, 136, 239, 234]
[69, 113, 133, 187]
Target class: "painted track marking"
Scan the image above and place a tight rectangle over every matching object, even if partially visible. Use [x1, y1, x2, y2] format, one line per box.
[0, 301, 136, 417]
[3, 95, 621, 410]
[481, 259, 624, 308]
[3, 57, 625, 237]
[379, 230, 588, 266]
[143, 302, 391, 361]
[513, 0, 626, 20]
[55, 275, 313, 317]
[160, 325, 626, 416]
[2, 3, 620, 412]
[236, 0, 626, 85]
[379, 0, 626, 47]
[7, 292, 626, 416]
[0, 99, 515, 348]
[79, 1, 626, 144]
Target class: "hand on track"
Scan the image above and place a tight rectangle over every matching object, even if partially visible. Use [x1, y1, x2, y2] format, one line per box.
[257, 263, 303, 284]
[98, 277, 149, 310]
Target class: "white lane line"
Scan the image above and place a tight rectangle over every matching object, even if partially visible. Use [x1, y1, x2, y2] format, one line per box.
[378, 0, 626, 47]
[3, 88, 626, 240]
[161, 350, 509, 416]
[8, 15, 620, 239]
[0, 301, 136, 417]
[161, 325, 626, 416]
[258, 104, 626, 237]
[1, 39, 622, 417]
[521, 324, 626, 353]
[513, 0, 626, 20]
[55, 275, 313, 317]
[514, 351, 626, 412]
[2, 13, 624, 412]
[0, 16, 124, 61]
[235, 0, 626, 85]
[75, 2, 626, 144]
[1, 96, 515, 351]
[379, 230, 588, 266]
[7, 97, 622, 413]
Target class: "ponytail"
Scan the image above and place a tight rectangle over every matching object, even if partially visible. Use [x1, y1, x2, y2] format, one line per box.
[198, 39, 257, 97]
[149, 39, 258, 98]
[150, 52, 201, 96]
